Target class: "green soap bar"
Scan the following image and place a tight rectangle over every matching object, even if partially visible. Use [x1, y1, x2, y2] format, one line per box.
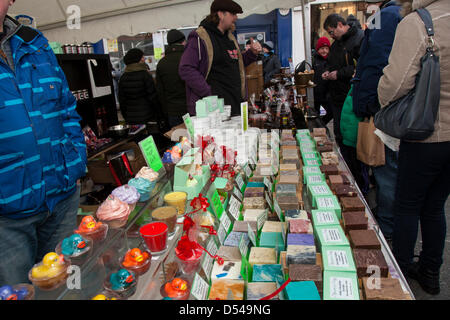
[302, 152, 320, 163]
[315, 195, 342, 219]
[196, 99, 209, 117]
[323, 271, 360, 300]
[315, 225, 349, 248]
[322, 246, 357, 273]
[284, 281, 321, 300]
[311, 210, 340, 228]
[259, 232, 286, 252]
[308, 182, 333, 207]
[305, 173, 326, 185]
[218, 98, 224, 112]
[304, 158, 322, 166]
[203, 95, 218, 112]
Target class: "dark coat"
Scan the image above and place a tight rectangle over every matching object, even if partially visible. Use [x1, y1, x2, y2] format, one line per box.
[156, 44, 187, 117]
[262, 53, 281, 84]
[311, 52, 329, 104]
[327, 24, 364, 107]
[118, 63, 159, 124]
[352, 1, 402, 118]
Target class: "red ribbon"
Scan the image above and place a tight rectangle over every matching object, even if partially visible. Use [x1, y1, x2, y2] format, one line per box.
[259, 278, 292, 300]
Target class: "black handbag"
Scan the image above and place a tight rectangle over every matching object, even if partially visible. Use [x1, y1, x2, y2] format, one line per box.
[374, 8, 440, 140]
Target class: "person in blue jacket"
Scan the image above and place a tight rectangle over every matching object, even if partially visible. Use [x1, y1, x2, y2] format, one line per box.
[352, 0, 402, 242]
[0, 0, 87, 286]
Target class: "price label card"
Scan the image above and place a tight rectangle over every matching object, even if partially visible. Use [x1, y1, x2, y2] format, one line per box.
[235, 174, 245, 191]
[191, 273, 210, 300]
[217, 224, 227, 245]
[227, 195, 242, 221]
[209, 189, 224, 219]
[201, 253, 214, 282]
[264, 176, 273, 192]
[220, 212, 232, 233]
[233, 186, 243, 202]
[239, 233, 249, 258]
[247, 222, 257, 247]
[265, 191, 273, 211]
[138, 135, 164, 174]
[206, 236, 219, 257]
[274, 198, 282, 221]
[257, 209, 268, 232]
[182, 113, 195, 141]
[243, 163, 252, 179]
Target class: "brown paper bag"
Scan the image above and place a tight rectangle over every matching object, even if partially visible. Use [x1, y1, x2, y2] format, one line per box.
[356, 117, 385, 167]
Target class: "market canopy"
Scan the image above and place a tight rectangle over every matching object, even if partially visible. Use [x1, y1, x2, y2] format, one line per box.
[11, 0, 315, 43]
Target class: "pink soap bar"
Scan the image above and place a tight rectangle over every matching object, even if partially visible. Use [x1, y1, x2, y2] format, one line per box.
[289, 219, 313, 234]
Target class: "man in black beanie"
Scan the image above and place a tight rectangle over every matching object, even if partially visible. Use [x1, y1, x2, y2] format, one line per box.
[156, 29, 188, 127]
[119, 48, 159, 125]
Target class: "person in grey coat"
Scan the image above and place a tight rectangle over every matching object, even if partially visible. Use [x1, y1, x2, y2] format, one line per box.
[262, 41, 281, 85]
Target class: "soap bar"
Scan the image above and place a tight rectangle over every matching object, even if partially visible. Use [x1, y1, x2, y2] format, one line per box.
[262, 221, 286, 233]
[317, 144, 334, 153]
[285, 209, 309, 221]
[342, 211, 368, 233]
[287, 233, 315, 246]
[211, 260, 243, 280]
[243, 209, 266, 221]
[252, 264, 284, 283]
[349, 229, 381, 249]
[249, 247, 277, 266]
[259, 232, 285, 252]
[323, 271, 360, 300]
[315, 225, 350, 248]
[289, 264, 323, 292]
[280, 164, 297, 171]
[321, 152, 339, 165]
[322, 246, 357, 273]
[333, 185, 358, 199]
[289, 218, 313, 234]
[315, 195, 342, 219]
[232, 220, 257, 234]
[280, 169, 299, 176]
[208, 279, 245, 300]
[311, 210, 340, 227]
[280, 251, 288, 274]
[281, 158, 301, 168]
[276, 195, 300, 211]
[247, 181, 265, 188]
[284, 281, 321, 300]
[224, 231, 249, 247]
[276, 183, 297, 196]
[362, 277, 407, 300]
[279, 175, 300, 185]
[247, 282, 278, 300]
[341, 197, 365, 212]
[281, 140, 297, 146]
[353, 249, 389, 278]
[313, 127, 327, 137]
[216, 245, 242, 262]
[320, 165, 339, 177]
[328, 175, 344, 186]
[287, 245, 316, 265]
[243, 197, 267, 210]
[244, 187, 265, 198]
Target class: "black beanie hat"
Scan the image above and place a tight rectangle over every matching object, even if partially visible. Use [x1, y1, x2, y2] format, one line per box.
[123, 48, 144, 65]
[167, 29, 185, 45]
[210, 0, 243, 14]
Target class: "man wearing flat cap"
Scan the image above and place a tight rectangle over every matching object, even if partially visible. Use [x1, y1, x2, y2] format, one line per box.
[156, 29, 188, 127]
[179, 0, 262, 116]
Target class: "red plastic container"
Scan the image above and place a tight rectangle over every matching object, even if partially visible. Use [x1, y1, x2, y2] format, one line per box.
[139, 222, 168, 254]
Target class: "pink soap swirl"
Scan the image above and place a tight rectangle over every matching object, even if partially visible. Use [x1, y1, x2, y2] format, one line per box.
[96, 195, 131, 221]
[135, 167, 159, 182]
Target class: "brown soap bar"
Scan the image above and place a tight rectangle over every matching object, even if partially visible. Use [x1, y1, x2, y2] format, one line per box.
[281, 158, 301, 168]
[289, 264, 323, 292]
[313, 128, 327, 137]
[280, 164, 298, 171]
[320, 164, 339, 177]
[349, 229, 381, 249]
[279, 175, 300, 185]
[317, 144, 334, 153]
[341, 196, 365, 212]
[232, 220, 258, 234]
[333, 185, 358, 199]
[342, 211, 368, 233]
[281, 146, 299, 151]
[277, 195, 300, 211]
[328, 175, 344, 186]
[244, 187, 265, 198]
[362, 277, 407, 300]
[353, 249, 389, 278]
[216, 245, 242, 262]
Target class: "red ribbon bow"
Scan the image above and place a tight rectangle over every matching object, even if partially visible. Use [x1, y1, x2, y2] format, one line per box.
[189, 193, 210, 213]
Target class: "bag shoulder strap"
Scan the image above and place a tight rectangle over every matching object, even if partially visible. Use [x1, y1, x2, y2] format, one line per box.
[416, 8, 434, 37]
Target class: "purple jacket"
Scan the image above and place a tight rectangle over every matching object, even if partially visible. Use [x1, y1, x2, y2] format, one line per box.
[179, 26, 257, 115]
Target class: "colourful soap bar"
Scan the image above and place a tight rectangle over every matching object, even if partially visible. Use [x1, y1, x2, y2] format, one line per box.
[287, 245, 316, 265]
[224, 232, 249, 247]
[276, 184, 297, 196]
[247, 181, 265, 188]
[252, 264, 284, 283]
[284, 281, 321, 300]
[232, 220, 257, 234]
[249, 247, 277, 266]
[243, 197, 267, 210]
[285, 209, 309, 221]
[244, 187, 265, 198]
[211, 260, 243, 280]
[287, 233, 315, 246]
[289, 218, 313, 234]
[323, 271, 360, 300]
[362, 277, 407, 300]
[247, 282, 278, 300]
[208, 279, 244, 300]
[289, 264, 323, 292]
[259, 232, 285, 252]
[216, 245, 242, 262]
[276, 195, 299, 211]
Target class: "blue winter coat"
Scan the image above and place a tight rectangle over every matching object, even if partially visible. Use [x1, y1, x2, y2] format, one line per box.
[0, 17, 86, 219]
[352, 1, 402, 118]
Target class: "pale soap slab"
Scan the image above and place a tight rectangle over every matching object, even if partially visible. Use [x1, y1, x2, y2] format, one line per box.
[211, 260, 243, 280]
[243, 209, 266, 221]
[262, 221, 286, 233]
[247, 282, 278, 300]
[249, 247, 277, 266]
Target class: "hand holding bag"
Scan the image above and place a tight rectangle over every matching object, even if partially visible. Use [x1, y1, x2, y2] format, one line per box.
[374, 8, 440, 140]
[357, 117, 385, 167]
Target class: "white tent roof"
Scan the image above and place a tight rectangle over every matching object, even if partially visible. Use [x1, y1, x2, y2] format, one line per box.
[11, 0, 314, 43]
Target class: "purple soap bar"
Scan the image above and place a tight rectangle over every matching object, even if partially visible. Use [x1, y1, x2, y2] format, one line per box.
[287, 233, 315, 246]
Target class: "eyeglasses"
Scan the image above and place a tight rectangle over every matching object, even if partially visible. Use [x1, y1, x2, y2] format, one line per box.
[327, 29, 335, 36]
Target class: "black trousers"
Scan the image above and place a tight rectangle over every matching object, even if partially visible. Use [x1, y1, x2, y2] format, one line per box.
[392, 141, 450, 272]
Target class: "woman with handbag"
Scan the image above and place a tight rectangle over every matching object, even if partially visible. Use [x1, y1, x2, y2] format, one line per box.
[377, 0, 450, 295]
